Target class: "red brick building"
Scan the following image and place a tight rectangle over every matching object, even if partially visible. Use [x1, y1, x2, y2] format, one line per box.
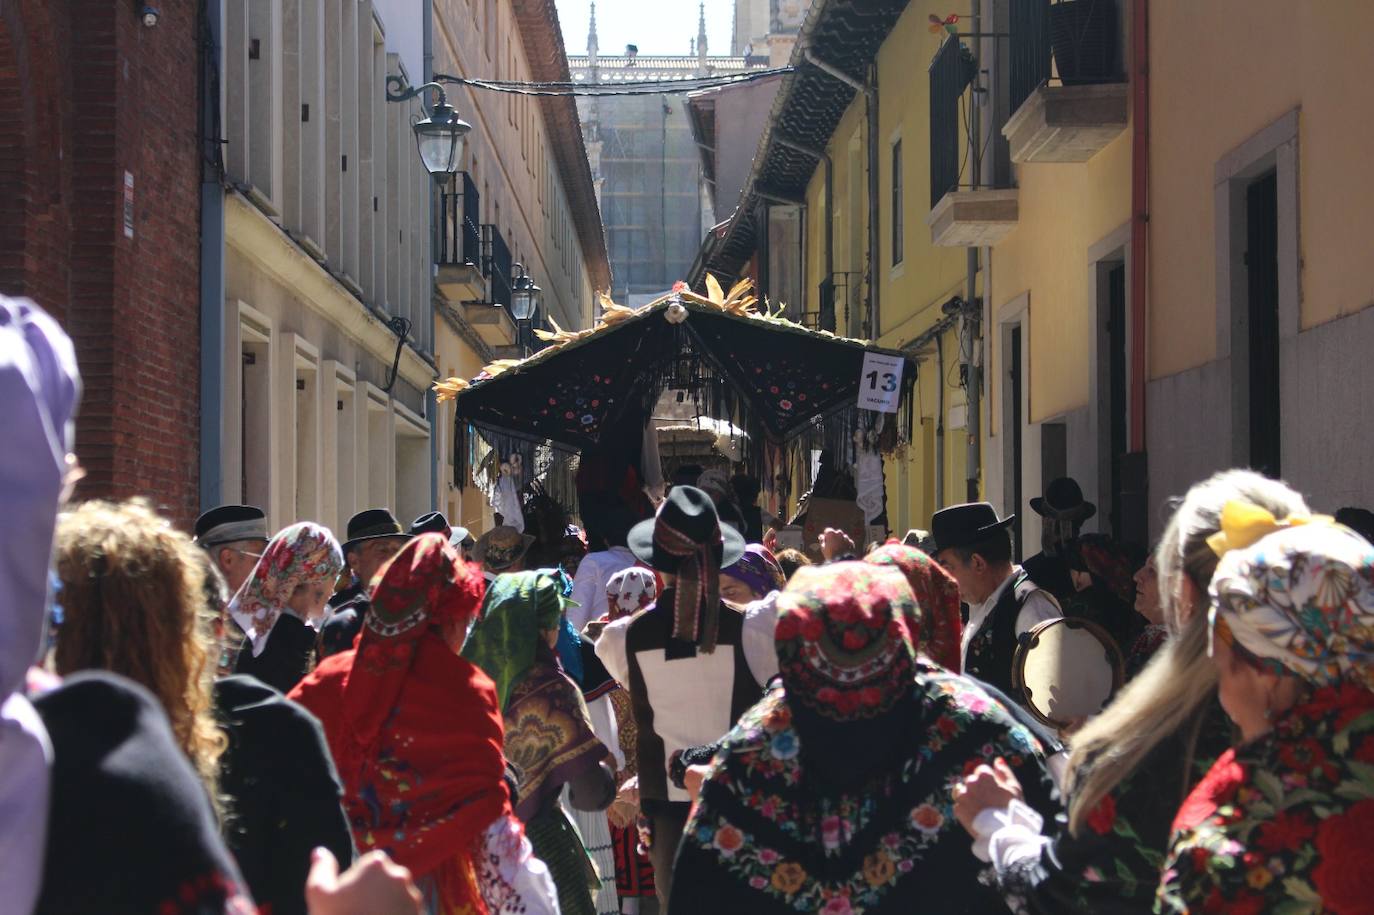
[0, 0, 201, 525]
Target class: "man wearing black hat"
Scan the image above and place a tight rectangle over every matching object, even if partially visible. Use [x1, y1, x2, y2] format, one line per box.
[317, 509, 411, 658]
[194, 504, 270, 596]
[594, 486, 766, 908]
[931, 502, 1061, 696]
[1023, 477, 1097, 602]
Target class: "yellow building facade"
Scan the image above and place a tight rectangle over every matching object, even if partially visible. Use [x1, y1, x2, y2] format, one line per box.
[1144, 0, 1374, 523]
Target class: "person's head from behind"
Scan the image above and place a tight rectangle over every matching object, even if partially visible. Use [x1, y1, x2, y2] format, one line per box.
[774, 548, 812, 581]
[53, 498, 226, 789]
[1210, 521, 1374, 740]
[935, 530, 1013, 605]
[369, 533, 485, 654]
[730, 473, 761, 508]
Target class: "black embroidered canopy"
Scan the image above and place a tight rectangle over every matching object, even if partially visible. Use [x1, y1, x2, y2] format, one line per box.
[437, 288, 917, 495]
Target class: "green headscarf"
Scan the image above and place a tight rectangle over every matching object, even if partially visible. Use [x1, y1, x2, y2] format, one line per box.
[461, 570, 571, 710]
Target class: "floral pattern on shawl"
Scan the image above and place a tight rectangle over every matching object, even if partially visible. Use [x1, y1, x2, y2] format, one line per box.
[674, 664, 1055, 913]
[503, 653, 608, 823]
[866, 543, 964, 672]
[1158, 684, 1374, 914]
[228, 521, 342, 650]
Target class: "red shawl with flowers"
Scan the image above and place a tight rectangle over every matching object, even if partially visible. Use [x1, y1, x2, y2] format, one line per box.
[291, 534, 509, 911]
[1158, 683, 1374, 914]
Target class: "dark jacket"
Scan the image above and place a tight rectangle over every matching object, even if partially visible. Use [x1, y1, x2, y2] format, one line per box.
[319, 584, 369, 658]
[234, 613, 317, 694]
[34, 672, 251, 914]
[216, 675, 354, 915]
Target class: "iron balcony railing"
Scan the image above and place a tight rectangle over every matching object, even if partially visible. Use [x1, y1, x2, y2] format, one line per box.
[481, 224, 513, 310]
[816, 272, 860, 334]
[1009, 0, 1052, 116]
[438, 172, 482, 268]
[928, 35, 975, 209]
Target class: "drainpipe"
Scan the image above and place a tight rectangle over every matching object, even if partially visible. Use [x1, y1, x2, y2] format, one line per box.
[964, 0, 982, 503]
[935, 333, 945, 508]
[199, 0, 225, 512]
[1129, 0, 1149, 452]
[424, 0, 440, 512]
[865, 63, 880, 339]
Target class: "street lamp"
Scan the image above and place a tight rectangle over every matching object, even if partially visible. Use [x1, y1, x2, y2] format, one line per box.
[510, 263, 543, 321]
[384, 77, 472, 184]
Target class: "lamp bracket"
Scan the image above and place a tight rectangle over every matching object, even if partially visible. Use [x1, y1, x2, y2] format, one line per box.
[385, 76, 446, 115]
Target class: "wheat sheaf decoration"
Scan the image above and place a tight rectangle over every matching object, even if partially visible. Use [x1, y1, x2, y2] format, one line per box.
[431, 276, 863, 401]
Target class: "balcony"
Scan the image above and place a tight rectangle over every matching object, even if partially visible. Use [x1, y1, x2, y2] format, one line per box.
[1003, 0, 1127, 163]
[436, 172, 487, 307]
[926, 189, 1020, 247]
[928, 36, 1018, 247]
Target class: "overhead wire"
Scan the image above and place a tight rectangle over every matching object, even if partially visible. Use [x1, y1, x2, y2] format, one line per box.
[432, 66, 795, 97]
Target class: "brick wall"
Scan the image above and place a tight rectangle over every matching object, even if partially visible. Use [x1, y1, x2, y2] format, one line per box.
[0, 0, 201, 527]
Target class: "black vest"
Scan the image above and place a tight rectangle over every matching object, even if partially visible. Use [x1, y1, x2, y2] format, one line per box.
[963, 569, 1037, 697]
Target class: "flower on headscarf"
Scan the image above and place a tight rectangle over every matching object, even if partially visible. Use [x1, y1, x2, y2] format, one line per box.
[770, 861, 807, 894]
[712, 824, 745, 857]
[909, 803, 944, 835]
[862, 851, 896, 887]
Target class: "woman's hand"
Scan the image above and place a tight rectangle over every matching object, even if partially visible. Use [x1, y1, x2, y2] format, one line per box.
[306, 848, 422, 915]
[684, 764, 713, 803]
[952, 758, 1024, 835]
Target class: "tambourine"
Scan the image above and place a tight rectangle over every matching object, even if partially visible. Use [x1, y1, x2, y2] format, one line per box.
[1012, 617, 1125, 730]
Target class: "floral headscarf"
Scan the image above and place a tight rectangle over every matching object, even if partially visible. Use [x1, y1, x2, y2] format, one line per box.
[1210, 522, 1374, 690]
[605, 567, 657, 621]
[1068, 534, 1137, 604]
[775, 562, 919, 722]
[866, 543, 963, 672]
[228, 522, 343, 656]
[721, 544, 786, 601]
[462, 571, 572, 710]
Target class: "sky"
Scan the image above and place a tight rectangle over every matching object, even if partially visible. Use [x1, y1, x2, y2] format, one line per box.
[555, 0, 738, 57]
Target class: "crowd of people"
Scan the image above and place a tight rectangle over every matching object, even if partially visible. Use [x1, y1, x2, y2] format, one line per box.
[7, 295, 1374, 914]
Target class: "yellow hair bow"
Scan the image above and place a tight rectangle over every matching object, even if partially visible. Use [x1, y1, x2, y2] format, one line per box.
[1206, 501, 1331, 558]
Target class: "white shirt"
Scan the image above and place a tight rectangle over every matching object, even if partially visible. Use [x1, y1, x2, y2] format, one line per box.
[959, 566, 1062, 668]
[568, 547, 638, 631]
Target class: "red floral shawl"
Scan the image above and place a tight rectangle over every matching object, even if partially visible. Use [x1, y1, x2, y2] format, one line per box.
[291, 534, 508, 909]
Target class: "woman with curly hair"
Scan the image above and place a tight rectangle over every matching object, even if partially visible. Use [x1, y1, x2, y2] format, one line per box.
[52, 500, 354, 915]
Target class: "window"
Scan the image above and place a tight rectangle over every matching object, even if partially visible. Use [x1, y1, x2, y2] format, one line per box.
[891, 138, 904, 267]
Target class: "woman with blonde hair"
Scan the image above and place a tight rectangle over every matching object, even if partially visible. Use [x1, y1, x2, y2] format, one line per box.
[953, 469, 1308, 913]
[52, 499, 355, 915]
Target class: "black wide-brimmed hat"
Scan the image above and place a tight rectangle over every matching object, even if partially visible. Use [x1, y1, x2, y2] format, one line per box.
[409, 511, 451, 538]
[342, 508, 408, 553]
[194, 504, 268, 547]
[628, 485, 746, 573]
[930, 502, 1016, 552]
[1030, 477, 1097, 522]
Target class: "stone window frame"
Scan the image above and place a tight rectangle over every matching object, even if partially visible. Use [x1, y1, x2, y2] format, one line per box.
[1213, 107, 1301, 468]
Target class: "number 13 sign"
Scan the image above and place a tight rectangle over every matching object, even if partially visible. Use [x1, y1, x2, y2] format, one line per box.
[857, 352, 904, 413]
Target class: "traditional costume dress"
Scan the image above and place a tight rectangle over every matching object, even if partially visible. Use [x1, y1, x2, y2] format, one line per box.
[1157, 518, 1374, 913]
[670, 562, 1057, 914]
[463, 571, 613, 915]
[292, 536, 559, 915]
